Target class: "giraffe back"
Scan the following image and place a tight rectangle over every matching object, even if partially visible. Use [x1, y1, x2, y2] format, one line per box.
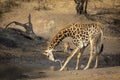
[47, 23, 103, 49]
[68, 23, 103, 47]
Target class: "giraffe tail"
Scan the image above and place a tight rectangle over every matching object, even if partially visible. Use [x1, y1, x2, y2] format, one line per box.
[98, 44, 104, 55]
[98, 30, 104, 55]
[98, 27, 104, 55]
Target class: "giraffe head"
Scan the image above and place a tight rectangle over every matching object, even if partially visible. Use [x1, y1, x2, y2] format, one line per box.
[43, 49, 55, 62]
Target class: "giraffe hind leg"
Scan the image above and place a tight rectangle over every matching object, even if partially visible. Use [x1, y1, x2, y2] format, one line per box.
[84, 35, 97, 70]
[94, 33, 103, 69]
[94, 41, 103, 68]
[84, 52, 94, 70]
[94, 55, 98, 69]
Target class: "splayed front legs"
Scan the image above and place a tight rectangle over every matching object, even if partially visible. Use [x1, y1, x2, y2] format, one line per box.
[59, 46, 81, 71]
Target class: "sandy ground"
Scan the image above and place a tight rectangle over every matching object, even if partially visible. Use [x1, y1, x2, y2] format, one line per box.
[31, 67, 120, 80]
[0, 0, 120, 80]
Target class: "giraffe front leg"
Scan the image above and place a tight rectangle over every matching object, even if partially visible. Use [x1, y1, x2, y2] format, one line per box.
[59, 46, 80, 71]
[75, 48, 84, 70]
[94, 55, 98, 69]
[75, 52, 81, 70]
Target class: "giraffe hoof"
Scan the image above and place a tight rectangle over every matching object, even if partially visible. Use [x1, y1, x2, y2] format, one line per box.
[75, 67, 78, 70]
[83, 68, 87, 70]
[93, 67, 97, 69]
[83, 67, 88, 70]
[59, 68, 63, 71]
[59, 69, 63, 71]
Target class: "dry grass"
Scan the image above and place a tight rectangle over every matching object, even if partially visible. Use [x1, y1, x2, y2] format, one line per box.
[0, 1, 120, 80]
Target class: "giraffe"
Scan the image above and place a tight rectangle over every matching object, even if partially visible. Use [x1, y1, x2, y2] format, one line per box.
[43, 22, 103, 71]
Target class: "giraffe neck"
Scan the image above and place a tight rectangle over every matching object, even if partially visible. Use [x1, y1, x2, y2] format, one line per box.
[47, 27, 71, 49]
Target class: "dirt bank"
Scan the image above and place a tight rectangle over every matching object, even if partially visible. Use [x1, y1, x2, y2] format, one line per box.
[0, 0, 120, 80]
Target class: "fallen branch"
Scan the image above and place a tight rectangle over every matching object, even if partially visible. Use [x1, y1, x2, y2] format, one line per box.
[5, 14, 36, 40]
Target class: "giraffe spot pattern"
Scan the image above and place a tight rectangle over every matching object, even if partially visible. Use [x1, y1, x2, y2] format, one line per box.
[47, 23, 102, 49]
